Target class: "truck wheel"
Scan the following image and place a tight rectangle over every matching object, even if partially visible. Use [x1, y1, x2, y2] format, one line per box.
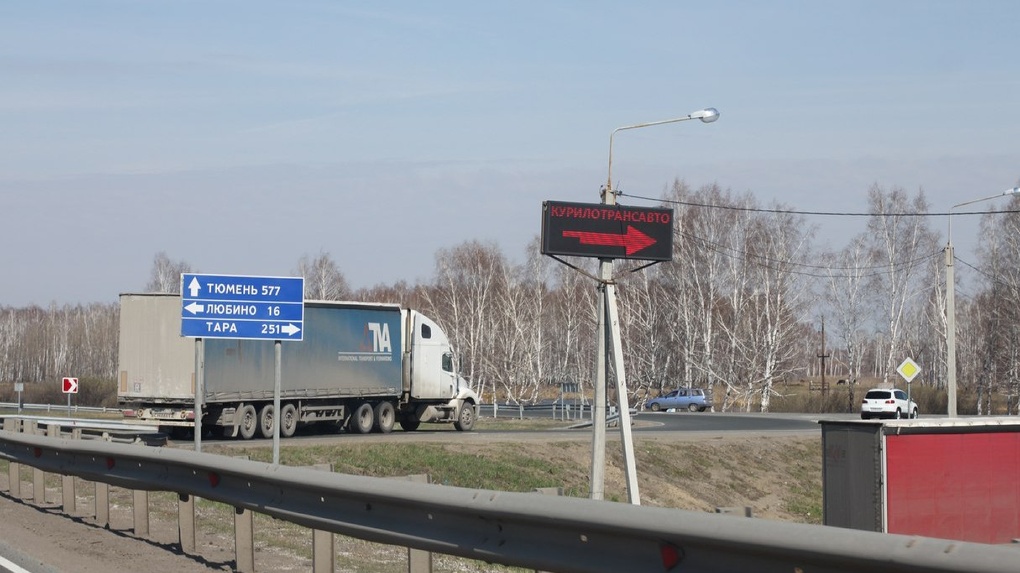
[350, 402, 374, 434]
[258, 404, 275, 439]
[453, 403, 476, 431]
[399, 418, 421, 432]
[238, 404, 258, 440]
[281, 403, 298, 438]
[373, 401, 395, 434]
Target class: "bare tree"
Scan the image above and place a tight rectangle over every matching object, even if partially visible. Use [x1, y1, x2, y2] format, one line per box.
[145, 251, 192, 293]
[295, 251, 350, 300]
[825, 235, 875, 411]
[421, 240, 504, 403]
[864, 185, 937, 385]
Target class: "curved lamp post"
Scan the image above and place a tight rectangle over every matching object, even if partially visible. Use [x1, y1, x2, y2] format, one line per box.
[591, 108, 719, 505]
[945, 187, 1020, 417]
[603, 108, 720, 204]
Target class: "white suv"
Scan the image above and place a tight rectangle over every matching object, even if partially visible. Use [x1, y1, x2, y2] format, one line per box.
[861, 388, 918, 420]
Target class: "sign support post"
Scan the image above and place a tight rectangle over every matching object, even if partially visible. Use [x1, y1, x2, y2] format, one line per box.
[589, 185, 641, 505]
[273, 340, 282, 464]
[62, 377, 78, 416]
[195, 338, 204, 452]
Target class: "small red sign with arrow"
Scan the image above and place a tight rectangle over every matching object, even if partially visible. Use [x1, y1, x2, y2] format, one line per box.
[62, 377, 79, 394]
[541, 201, 674, 261]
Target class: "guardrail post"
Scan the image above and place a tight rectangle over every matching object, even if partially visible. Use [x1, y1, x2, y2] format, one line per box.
[95, 481, 110, 527]
[8, 461, 21, 498]
[62, 474, 75, 514]
[234, 506, 255, 573]
[395, 474, 433, 573]
[3, 417, 22, 499]
[307, 464, 335, 573]
[178, 493, 196, 554]
[133, 490, 150, 537]
[31, 424, 59, 504]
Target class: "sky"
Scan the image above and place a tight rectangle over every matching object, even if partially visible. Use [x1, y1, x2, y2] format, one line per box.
[2, 1, 1018, 307]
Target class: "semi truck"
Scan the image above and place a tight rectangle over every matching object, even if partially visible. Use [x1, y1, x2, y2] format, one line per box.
[117, 293, 479, 438]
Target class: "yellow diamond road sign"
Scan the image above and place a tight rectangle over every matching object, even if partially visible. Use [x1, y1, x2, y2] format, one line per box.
[897, 358, 920, 383]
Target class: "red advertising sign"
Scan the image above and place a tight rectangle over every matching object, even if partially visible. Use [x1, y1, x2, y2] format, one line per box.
[541, 201, 673, 261]
[62, 377, 79, 394]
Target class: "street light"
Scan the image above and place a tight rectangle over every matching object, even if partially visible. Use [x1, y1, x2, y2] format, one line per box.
[590, 107, 719, 505]
[604, 108, 719, 203]
[945, 187, 1020, 417]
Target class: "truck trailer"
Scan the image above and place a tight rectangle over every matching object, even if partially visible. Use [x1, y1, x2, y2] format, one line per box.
[117, 293, 479, 438]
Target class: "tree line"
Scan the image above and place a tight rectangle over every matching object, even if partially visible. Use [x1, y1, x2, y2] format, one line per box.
[2, 183, 1018, 414]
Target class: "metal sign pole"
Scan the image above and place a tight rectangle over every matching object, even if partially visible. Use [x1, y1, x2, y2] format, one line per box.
[273, 340, 282, 465]
[590, 277, 608, 501]
[606, 280, 640, 504]
[194, 338, 204, 452]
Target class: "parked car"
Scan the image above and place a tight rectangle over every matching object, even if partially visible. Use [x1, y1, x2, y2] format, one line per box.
[645, 388, 710, 412]
[860, 388, 918, 419]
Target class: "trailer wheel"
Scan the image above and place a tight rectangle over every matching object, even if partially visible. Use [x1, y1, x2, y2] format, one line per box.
[238, 404, 258, 440]
[373, 401, 395, 434]
[454, 402, 476, 432]
[350, 402, 374, 434]
[258, 404, 275, 439]
[281, 403, 298, 438]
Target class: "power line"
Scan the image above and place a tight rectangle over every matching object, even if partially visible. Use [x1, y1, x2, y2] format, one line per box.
[618, 191, 1020, 218]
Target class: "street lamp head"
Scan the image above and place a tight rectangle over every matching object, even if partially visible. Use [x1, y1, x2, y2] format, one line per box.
[1003, 187, 1020, 196]
[690, 107, 720, 123]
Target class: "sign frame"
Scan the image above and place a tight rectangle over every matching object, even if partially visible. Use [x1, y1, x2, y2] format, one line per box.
[896, 358, 921, 384]
[180, 273, 305, 341]
[541, 200, 674, 261]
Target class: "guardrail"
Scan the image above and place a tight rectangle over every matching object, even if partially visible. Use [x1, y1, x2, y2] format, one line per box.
[1, 415, 166, 445]
[0, 401, 123, 415]
[1, 424, 1017, 572]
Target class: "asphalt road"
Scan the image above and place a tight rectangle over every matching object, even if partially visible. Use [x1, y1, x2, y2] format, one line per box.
[633, 411, 853, 434]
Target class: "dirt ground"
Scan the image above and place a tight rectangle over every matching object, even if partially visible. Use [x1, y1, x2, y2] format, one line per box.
[0, 428, 822, 572]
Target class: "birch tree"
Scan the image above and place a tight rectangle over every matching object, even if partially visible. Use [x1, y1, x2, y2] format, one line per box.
[295, 251, 350, 300]
[825, 235, 875, 411]
[145, 251, 192, 293]
[865, 185, 937, 385]
[422, 240, 504, 402]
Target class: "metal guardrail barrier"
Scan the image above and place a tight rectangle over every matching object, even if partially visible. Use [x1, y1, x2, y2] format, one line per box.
[0, 402, 123, 415]
[1, 415, 166, 445]
[1, 429, 1017, 573]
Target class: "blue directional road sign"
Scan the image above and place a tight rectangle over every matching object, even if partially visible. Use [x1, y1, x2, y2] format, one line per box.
[180, 273, 305, 340]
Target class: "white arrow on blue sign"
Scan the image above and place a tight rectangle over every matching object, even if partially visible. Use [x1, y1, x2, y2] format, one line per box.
[180, 273, 305, 340]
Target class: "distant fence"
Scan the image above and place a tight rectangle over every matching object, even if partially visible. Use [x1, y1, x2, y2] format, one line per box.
[2, 417, 1018, 573]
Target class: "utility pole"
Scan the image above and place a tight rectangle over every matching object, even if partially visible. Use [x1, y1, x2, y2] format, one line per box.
[817, 317, 830, 399]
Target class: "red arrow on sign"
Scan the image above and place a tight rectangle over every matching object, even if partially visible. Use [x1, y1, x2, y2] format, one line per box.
[62, 377, 79, 394]
[562, 226, 656, 255]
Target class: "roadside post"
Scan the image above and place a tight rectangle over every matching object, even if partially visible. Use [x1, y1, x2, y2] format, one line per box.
[62, 377, 78, 416]
[896, 357, 921, 414]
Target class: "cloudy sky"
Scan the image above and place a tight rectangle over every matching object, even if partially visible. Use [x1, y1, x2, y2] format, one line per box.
[2, 1, 1017, 306]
